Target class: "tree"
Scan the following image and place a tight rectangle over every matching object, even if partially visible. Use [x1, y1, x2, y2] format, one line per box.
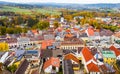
[0, 42, 9, 52]
[14, 27, 22, 34]
[27, 17, 39, 27]
[35, 21, 50, 30]
[53, 21, 60, 29]
[64, 15, 72, 21]
[80, 18, 88, 25]
[6, 28, 14, 34]
[0, 26, 6, 35]
[7, 64, 17, 73]
[15, 16, 24, 25]
[0, 63, 3, 72]
[0, 20, 4, 26]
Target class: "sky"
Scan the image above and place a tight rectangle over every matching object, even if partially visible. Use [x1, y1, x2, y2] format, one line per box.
[0, 0, 120, 4]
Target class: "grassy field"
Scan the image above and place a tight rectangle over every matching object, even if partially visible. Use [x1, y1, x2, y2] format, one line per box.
[35, 8, 60, 15]
[0, 6, 60, 15]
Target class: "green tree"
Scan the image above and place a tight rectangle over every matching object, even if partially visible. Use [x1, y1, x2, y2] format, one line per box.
[35, 21, 49, 30]
[0, 26, 6, 35]
[15, 16, 24, 25]
[7, 64, 17, 73]
[6, 28, 14, 34]
[27, 17, 39, 27]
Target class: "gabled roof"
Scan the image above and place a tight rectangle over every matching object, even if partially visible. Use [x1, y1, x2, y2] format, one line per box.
[64, 53, 79, 63]
[73, 28, 79, 32]
[65, 33, 73, 38]
[57, 27, 63, 32]
[63, 60, 74, 74]
[81, 47, 96, 62]
[31, 29, 38, 34]
[99, 64, 109, 73]
[100, 29, 113, 36]
[41, 50, 52, 58]
[0, 52, 9, 63]
[87, 62, 100, 72]
[114, 32, 120, 38]
[109, 45, 120, 57]
[41, 40, 54, 49]
[87, 28, 94, 36]
[14, 59, 29, 74]
[62, 37, 84, 45]
[43, 57, 60, 70]
[15, 50, 25, 57]
[66, 29, 71, 33]
[102, 51, 116, 58]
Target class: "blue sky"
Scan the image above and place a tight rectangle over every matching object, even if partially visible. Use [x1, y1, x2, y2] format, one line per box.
[0, 0, 120, 4]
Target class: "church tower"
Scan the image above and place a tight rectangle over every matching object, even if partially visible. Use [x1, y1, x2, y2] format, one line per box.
[60, 12, 64, 23]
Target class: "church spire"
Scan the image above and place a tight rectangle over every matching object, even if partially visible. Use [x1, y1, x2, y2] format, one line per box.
[60, 12, 63, 17]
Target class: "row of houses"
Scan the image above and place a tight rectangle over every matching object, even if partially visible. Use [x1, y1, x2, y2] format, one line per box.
[40, 44, 120, 74]
[38, 24, 120, 74]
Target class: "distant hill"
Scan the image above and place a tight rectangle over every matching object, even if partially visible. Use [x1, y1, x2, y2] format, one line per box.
[0, 1, 120, 9]
[86, 3, 120, 8]
[26, 2, 120, 9]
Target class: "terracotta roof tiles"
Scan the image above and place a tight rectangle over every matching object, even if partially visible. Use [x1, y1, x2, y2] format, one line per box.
[81, 47, 96, 62]
[109, 45, 120, 57]
[114, 32, 120, 38]
[64, 53, 79, 64]
[87, 28, 94, 36]
[43, 57, 60, 70]
[87, 62, 100, 72]
[41, 40, 54, 49]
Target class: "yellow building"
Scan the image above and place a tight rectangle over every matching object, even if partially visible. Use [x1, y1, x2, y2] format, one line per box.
[102, 51, 116, 65]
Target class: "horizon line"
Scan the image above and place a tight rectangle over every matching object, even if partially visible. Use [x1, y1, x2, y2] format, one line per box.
[0, 1, 120, 4]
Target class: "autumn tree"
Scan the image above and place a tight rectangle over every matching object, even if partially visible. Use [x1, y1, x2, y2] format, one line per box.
[34, 21, 50, 30]
[0, 63, 3, 72]
[15, 16, 24, 25]
[7, 64, 17, 73]
[80, 18, 88, 25]
[0, 42, 9, 52]
[0, 26, 6, 35]
[53, 21, 60, 29]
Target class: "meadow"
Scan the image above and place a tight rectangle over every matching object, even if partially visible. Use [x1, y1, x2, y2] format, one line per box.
[0, 6, 60, 15]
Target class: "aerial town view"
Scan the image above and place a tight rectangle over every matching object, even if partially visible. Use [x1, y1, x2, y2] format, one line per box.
[0, 0, 120, 74]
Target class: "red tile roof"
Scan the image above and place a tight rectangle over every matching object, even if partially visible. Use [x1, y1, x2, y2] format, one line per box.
[41, 40, 54, 49]
[64, 53, 79, 64]
[114, 32, 120, 38]
[81, 47, 96, 62]
[62, 37, 84, 45]
[31, 30, 38, 34]
[73, 28, 79, 31]
[109, 45, 120, 57]
[43, 57, 60, 70]
[87, 28, 94, 36]
[65, 33, 73, 38]
[57, 27, 63, 32]
[87, 62, 100, 72]
[99, 64, 109, 72]
[66, 29, 71, 33]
